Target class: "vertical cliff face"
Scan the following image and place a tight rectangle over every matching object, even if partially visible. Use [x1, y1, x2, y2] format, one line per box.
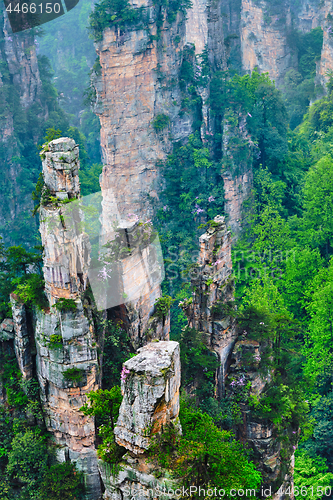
[35, 138, 101, 500]
[114, 341, 180, 453]
[95, 4, 188, 227]
[240, 0, 295, 86]
[0, 15, 44, 244]
[222, 112, 254, 237]
[182, 216, 237, 397]
[239, 0, 333, 88]
[10, 295, 33, 380]
[316, 0, 333, 88]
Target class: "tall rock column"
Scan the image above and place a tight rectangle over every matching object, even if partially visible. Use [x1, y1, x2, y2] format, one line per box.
[35, 138, 101, 499]
[10, 295, 33, 380]
[95, 3, 189, 226]
[182, 216, 237, 396]
[222, 112, 254, 237]
[100, 340, 181, 500]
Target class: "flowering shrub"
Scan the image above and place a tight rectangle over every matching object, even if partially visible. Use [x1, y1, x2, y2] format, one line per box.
[120, 366, 130, 383]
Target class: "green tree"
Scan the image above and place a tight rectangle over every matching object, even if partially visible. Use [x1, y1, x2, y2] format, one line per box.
[294, 450, 333, 499]
[304, 262, 333, 384]
[6, 430, 49, 493]
[38, 462, 85, 500]
[150, 402, 262, 495]
[302, 156, 333, 256]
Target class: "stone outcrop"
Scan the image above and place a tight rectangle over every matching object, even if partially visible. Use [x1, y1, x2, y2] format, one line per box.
[35, 138, 101, 500]
[95, 6, 188, 226]
[99, 457, 178, 500]
[42, 138, 81, 200]
[90, 217, 168, 349]
[115, 341, 180, 454]
[316, 0, 333, 88]
[182, 215, 237, 396]
[0, 318, 14, 342]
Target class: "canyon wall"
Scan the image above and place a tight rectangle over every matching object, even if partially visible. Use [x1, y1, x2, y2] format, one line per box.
[182, 216, 237, 397]
[240, 0, 326, 87]
[95, 3, 190, 227]
[0, 13, 43, 245]
[35, 138, 101, 499]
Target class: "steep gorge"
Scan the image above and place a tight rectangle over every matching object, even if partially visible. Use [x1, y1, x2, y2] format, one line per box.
[2, 0, 333, 497]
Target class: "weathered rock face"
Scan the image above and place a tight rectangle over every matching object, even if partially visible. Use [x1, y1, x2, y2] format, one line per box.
[0, 318, 14, 342]
[227, 337, 295, 492]
[240, 0, 296, 86]
[42, 138, 81, 200]
[223, 170, 253, 237]
[316, 0, 333, 88]
[35, 138, 101, 500]
[91, 218, 168, 349]
[115, 341, 180, 454]
[99, 457, 178, 500]
[182, 216, 237, 396]
[239, 0, 333, 89]
[240, 0, 325, 87]
[222, 111, 254, 237]
[10, 295, 33, 380]
[96, 9, 186, 226]
[100, 341, 180, 500]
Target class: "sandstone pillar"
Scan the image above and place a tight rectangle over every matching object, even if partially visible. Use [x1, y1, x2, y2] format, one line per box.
[10, 295, 33, 380]
[36, 138, 101, 500]
[182, 216, 237, 396]
[114, 340, 181, 454]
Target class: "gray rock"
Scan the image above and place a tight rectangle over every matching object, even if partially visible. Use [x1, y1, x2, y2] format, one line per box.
[114, 341, 181, 454]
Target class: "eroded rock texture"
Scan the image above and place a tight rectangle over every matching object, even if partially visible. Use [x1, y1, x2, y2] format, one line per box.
[10, 294, 33, 380]
[0, 16, 43, 244]
[115, 340, 180, 454]
[96, 6, 187, 226]
[99, 457, 178, 500]
[222, 112, 254, 237]
[36, 138, 101, 500]
[227, 338, 295, 494]
[182, 215, 237, 396]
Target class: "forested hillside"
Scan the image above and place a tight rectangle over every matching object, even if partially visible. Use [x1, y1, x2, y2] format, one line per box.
[0, 0, 333, 498]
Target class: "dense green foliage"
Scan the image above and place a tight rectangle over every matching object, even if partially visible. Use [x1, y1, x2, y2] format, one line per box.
[0, 242, 45, 321]
[294, 450, 333, 500]
[88, 0, 192, 42]
[0, 348, 85, 499]
[80, 386, 125, 466]
[149, 400, 261, 495]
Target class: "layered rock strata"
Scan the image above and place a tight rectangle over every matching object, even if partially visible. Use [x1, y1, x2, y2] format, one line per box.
[35, 138, 101, 500]
[91, 217, 169, 349]
[115, 340, 180, 454]
[182, 215, 237, 397]
[222, 112, 254, 237]
[95, 3, 189, 226]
